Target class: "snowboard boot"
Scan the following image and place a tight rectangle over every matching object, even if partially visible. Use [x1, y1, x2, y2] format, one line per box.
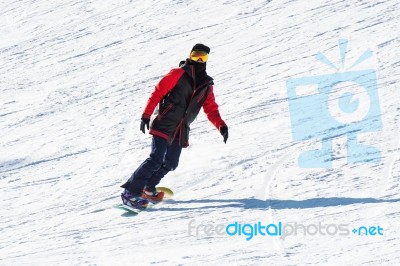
[121, 189, 149, 210]
[142, 187, 165, 202]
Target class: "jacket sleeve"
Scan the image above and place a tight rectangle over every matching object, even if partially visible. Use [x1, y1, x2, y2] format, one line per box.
[142, 68, 184, 119]
[202, 85, 226, 130]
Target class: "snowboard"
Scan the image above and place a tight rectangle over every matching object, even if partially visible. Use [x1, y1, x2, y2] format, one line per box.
[115, 187, 174, 215]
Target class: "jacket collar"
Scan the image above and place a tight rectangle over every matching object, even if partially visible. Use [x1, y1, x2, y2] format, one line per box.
[180, 59, 213, 87]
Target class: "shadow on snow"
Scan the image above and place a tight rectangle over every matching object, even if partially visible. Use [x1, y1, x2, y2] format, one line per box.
[155, 197, 400, 211]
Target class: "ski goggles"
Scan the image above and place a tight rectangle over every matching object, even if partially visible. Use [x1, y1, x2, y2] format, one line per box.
[190, 50, 208, 63]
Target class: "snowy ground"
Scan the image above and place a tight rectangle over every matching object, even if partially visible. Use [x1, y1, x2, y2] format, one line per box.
[1, 0, 399, 265]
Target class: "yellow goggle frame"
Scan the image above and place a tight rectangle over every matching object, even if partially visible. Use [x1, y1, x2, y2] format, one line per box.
[190, 51, 208, 63]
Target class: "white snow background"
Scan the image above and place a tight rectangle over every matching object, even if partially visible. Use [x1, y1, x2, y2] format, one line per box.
[1, 0, 399, 265]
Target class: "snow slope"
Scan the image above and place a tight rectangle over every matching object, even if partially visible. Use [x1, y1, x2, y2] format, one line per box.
[1, 0, 399, 265]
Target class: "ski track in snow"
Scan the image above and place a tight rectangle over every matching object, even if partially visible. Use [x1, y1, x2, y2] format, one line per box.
[1, 0, 400, 265]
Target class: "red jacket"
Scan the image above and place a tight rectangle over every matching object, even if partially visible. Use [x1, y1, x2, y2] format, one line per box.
[142, 61, 226, 147]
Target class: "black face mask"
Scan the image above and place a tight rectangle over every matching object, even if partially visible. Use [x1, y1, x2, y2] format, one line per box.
[190, 60, 207, 78]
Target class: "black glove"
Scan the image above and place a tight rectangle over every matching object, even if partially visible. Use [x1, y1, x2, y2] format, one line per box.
[220, 126, 228, 144]
[140, 117, 150, 134]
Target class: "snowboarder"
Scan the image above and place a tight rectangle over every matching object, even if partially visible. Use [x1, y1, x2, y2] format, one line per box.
[120, 43, 228, 210]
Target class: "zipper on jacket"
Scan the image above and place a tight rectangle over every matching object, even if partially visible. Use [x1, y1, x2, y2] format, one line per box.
[170, 66, 211, 146]
[191, 66, 196, 90]
[167, 67, 196, 145]
[185, 66, 198, 116]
